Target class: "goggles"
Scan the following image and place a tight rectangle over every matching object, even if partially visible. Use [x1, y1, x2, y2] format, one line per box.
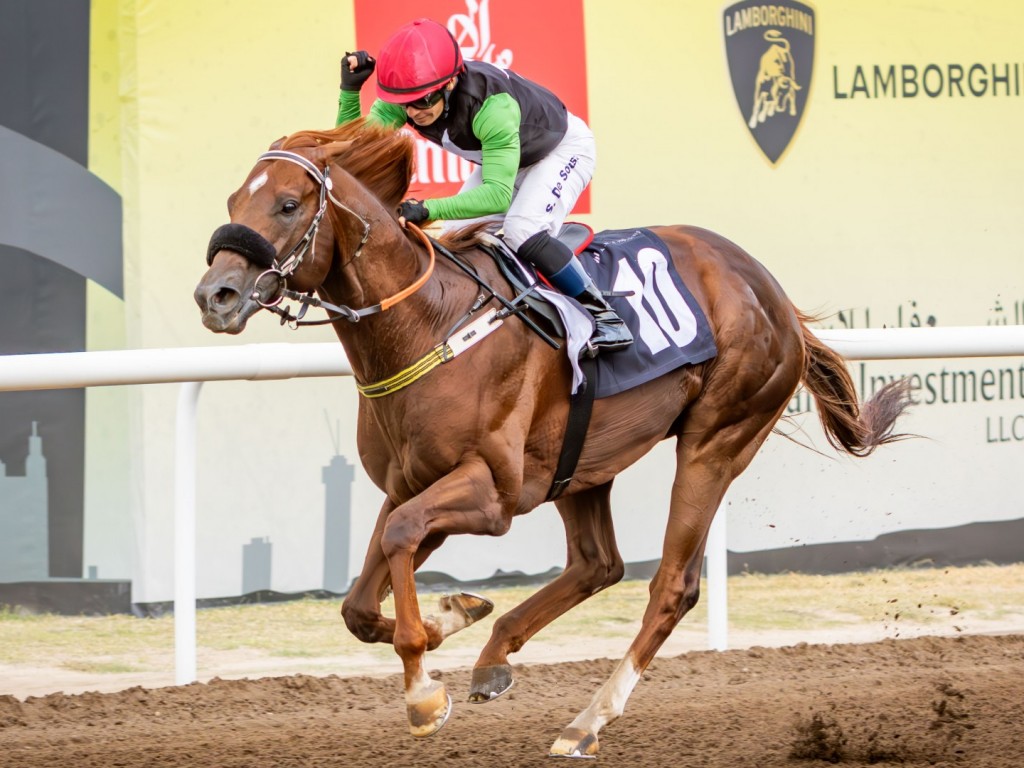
[402, 87, 447, 111]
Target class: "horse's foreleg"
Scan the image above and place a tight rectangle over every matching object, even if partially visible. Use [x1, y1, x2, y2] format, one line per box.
[342, 502, 482, 651]
[470, 482, 623, 702]
[550, 407, 786, 757]
[341, 499, 399, 644]
[381, 460, 509, 738]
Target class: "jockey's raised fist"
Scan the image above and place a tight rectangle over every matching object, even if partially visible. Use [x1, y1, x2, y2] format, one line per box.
[341, 50, 375, 91]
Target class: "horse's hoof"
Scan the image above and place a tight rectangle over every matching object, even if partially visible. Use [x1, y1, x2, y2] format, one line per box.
[443, 591, 494, 624]
[468, 664, 514, 703]
[549, 727, 599, 758]
[427, 592, 495, 641]
[407, 685, 452, 738]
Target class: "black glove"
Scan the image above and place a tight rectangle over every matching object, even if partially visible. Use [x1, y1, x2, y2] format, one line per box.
[397, 199, 431, 224]
[340, 50, 375, 91]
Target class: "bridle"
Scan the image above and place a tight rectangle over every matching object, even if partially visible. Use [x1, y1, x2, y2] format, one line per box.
[249, 149, 369, 322]
[208, 148, 434, 326]
[253, 150, 343, 281]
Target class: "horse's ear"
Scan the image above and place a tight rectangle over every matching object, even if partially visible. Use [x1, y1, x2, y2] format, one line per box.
[315, 140, 357, 168]
[268, 136, 287, 150]
[323, 140, 355, 156]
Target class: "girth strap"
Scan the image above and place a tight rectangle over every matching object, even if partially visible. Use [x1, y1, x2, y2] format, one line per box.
[546, 355, 597, 501]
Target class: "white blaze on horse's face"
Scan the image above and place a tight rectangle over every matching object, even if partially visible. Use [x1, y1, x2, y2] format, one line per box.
[248, 171, 268, 196]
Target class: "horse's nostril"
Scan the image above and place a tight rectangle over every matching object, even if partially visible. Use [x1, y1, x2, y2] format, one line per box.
[212, 286, 238, 309]
[195, 280, 242, 316]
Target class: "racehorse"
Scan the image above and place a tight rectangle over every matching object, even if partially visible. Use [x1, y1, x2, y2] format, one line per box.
[194, 119, 911, 758]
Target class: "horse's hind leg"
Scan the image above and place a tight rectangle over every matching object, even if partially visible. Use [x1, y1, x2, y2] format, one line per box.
[550, 404, 789, 757]
[469, 482, 624, 702]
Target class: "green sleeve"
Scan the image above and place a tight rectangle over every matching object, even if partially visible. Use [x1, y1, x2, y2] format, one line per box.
[425, 93, 520, 221]
[336, 90, 406, 128]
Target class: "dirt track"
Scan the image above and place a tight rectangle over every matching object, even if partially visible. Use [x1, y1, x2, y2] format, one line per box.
[1, 633, 1021, 767]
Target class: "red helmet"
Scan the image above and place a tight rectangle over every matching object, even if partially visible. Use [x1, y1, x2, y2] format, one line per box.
[375, 19, 465, 104]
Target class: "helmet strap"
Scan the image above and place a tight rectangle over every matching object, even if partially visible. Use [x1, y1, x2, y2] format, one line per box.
[441, 77, 457, 118]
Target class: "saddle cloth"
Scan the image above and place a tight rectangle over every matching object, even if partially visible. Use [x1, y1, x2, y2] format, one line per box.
[581, 228, 717, 397]
[486, 226, 718, 398]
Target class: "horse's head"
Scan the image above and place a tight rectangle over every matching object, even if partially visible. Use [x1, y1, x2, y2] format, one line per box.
[194, 140, 337, 333]
[195, 122, 415, 334]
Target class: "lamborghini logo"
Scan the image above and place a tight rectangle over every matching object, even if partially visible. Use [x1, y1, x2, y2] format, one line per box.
[723, 1, 816, 164]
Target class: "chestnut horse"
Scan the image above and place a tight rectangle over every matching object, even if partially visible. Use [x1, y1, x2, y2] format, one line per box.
[194, 120, 910, 757]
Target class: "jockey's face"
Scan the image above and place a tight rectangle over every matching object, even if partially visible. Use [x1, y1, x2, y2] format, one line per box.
[402, 79, 454, 126]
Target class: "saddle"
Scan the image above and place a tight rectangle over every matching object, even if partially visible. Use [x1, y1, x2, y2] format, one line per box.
[476, 221, 595, 344]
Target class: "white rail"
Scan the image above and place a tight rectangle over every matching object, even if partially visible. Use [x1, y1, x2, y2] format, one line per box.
[1, 326, 1023, 680]
[6, 327, 1024, 394]
[813, 325, 1024, 360]
[0, 342, 350, 390]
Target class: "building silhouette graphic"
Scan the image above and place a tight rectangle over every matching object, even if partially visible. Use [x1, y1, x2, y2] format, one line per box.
[234, 451, 354, 598]
[242, 536, 272, 594]
[0, 422, 49, 582]
[322, 454, 355, 593]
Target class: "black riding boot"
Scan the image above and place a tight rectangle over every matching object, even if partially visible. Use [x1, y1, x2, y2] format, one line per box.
[575, 281, 633, 353]
[518, 230, 633, 354]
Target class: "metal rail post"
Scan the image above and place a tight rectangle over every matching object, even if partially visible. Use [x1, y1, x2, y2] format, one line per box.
[174, 381, 203, 684]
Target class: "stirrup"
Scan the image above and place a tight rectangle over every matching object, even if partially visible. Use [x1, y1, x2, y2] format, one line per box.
[583, 328, 633, 357]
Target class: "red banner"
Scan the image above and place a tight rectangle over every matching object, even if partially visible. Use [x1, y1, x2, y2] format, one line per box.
[354, 0, 590, 211]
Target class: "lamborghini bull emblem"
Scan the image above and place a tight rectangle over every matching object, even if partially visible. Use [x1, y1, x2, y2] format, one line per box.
[749, 30, 801, 127]
[724, 1, 816, 165]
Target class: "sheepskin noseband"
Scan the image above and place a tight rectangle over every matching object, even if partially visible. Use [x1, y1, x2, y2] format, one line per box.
[206, 223, 277, 269]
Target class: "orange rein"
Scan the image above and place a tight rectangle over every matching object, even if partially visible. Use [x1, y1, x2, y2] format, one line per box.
[380, 222, 435, 311]
[282, 217, 435, 326]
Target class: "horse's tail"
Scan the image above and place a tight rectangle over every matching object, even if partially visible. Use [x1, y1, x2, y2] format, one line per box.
[796, 309, 914, 457]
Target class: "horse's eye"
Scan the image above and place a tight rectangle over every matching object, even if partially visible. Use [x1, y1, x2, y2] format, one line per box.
[281, 200, 299, 215]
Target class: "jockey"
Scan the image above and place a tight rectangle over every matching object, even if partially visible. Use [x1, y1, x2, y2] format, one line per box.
[336, 18, 632, 353]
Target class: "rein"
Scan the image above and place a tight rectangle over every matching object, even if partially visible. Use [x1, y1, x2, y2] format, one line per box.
[268, 220, 436, 326]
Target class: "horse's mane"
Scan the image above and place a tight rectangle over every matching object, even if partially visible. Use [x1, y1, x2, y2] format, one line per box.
[433, 220, 495, 253]
[281, 120, 414, 211]
[281, 120, 489, 255]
